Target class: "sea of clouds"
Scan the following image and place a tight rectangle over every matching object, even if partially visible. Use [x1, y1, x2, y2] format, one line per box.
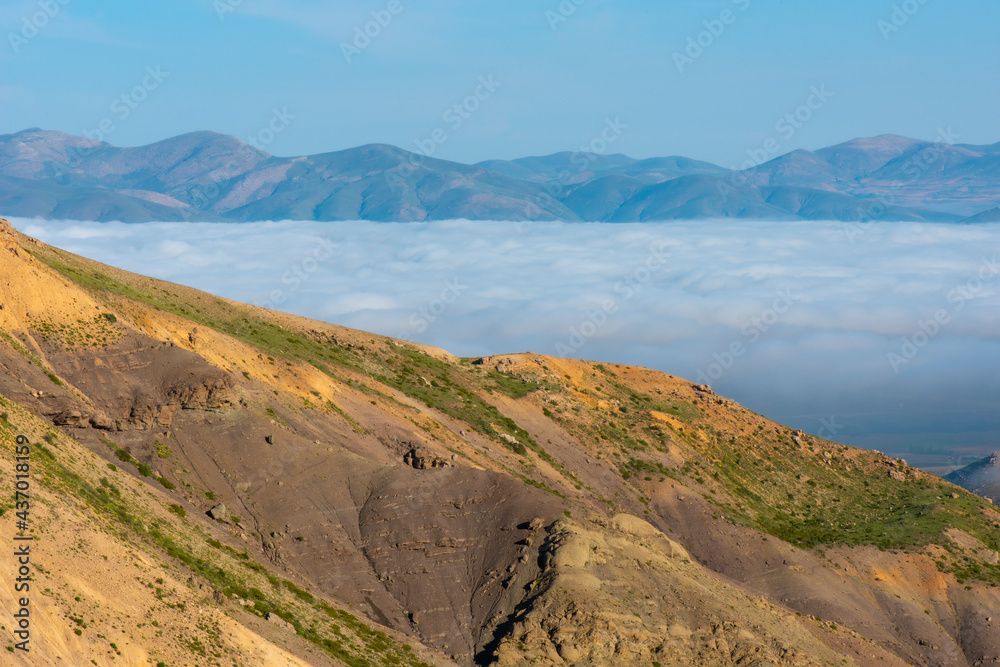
[12, 217, 1000, 472]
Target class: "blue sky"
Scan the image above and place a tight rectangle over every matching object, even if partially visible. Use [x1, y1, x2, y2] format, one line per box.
[2, 0, 998, 165]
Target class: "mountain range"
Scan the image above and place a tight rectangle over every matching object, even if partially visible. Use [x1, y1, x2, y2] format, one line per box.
[2, 215, 1000, 665]
[2, 128, 999, 223]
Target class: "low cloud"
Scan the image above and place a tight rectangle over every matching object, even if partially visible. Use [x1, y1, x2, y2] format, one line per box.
[12, 217, 1000, 469]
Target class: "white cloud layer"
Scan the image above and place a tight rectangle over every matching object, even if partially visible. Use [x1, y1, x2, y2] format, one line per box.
[11, 217, 1000, 471]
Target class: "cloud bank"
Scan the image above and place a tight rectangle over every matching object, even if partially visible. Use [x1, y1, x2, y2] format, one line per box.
[12, 217, 1000, 471]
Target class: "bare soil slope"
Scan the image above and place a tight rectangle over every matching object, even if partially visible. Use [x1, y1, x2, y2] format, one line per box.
[1, 217, 999, 666]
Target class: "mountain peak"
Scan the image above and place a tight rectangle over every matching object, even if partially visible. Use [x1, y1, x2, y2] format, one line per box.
[832, 134, 922, 150]
[945, 452, 1000, 504]
[137, 130, 268, 157]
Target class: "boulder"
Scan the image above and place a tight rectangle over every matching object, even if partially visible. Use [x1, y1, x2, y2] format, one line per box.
[88, 413, 114, 430]
[207, 504, 227, 521]
[166, 376, 235, 411]
[53, 410, 87, 427]
[404, 447, 450, 470]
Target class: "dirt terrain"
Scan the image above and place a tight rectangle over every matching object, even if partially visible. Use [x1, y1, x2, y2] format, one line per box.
[1, 216, 999, 666]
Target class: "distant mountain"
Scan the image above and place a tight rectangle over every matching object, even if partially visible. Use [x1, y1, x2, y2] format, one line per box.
[477, 152, 727, 185]
[960, 207, 1000, 224]
[0, 128, 996, 222]
[946, 452, 1000, 504]
[0, 129, 576, 223]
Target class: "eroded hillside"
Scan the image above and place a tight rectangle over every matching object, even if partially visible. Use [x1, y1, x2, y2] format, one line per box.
[1, 217, 999, 666]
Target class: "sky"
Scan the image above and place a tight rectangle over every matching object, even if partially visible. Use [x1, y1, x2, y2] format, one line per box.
[2, 0, 999, 165]
[12, 217, 1000, 473]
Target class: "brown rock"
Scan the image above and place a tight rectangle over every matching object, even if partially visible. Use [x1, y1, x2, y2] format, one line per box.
[404, 447, 450, 470]
[53, 410, 87, 427]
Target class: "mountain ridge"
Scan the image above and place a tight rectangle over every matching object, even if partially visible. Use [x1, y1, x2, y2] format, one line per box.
[946, 452, 1000, 504]
[1, 215, 999, 665]
[2, 128, 997, 223]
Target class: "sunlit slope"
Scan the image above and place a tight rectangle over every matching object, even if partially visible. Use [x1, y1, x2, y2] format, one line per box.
[1, 216, 999, 666]
[0, 400, 443, 666]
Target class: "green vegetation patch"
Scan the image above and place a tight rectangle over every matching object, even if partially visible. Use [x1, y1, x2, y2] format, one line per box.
[698, 437, 1000, 585]
[22, 428, 433, 667]
[379, 348, 537, 456]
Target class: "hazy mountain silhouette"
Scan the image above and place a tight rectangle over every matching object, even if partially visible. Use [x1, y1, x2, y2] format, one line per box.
[2, 128, 997, 223]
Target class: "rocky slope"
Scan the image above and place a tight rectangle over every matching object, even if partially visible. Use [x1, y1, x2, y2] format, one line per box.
[1, 216, 999, 665]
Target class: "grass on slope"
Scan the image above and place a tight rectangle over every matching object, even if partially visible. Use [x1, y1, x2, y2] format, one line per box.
[32, 246, 559, 465]
[29, 248, 364, 370]
[0, 398, 433, 667]
[549, 372, 1000, 586]
[703, 433, 1000, 585]
[32, 243, 1000, 586]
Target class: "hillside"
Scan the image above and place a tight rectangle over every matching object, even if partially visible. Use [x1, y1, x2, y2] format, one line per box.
[3, 129, 991, 223]
[1, 216, 999, 665]
[947, 453, 1000, 505]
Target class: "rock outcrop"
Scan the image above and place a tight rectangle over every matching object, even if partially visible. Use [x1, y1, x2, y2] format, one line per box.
[488, 518, 838, 666]
[167, 376, 235, 411]
[403, 446, 451, 469]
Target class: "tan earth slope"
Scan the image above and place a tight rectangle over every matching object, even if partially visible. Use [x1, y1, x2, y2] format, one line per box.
[0, 216, 999, 666]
